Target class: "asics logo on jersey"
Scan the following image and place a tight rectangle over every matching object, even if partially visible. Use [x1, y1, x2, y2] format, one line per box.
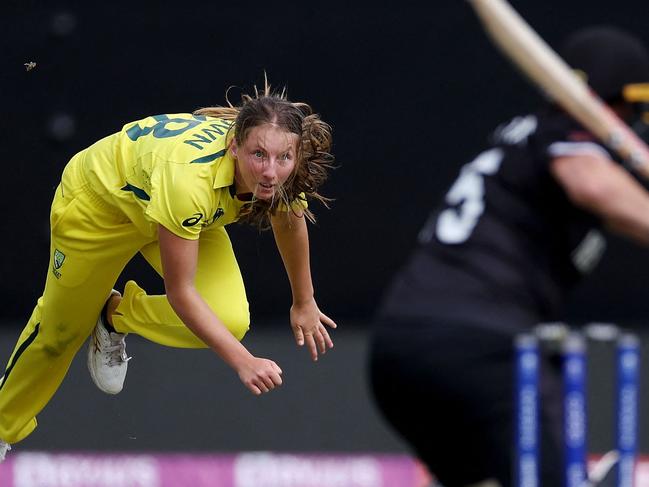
[182, 213, 203, 227]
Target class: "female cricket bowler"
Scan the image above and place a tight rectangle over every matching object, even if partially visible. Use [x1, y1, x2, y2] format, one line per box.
[0, 82, 337, 459]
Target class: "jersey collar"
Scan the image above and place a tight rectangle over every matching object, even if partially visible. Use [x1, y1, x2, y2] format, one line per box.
[213, 151, 236, 189]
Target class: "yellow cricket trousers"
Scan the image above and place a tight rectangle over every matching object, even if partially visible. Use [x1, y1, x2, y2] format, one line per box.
[0, 156, 250, 444]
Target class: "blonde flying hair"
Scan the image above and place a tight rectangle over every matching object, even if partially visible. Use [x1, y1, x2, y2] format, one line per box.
[194, 81, 334, 228]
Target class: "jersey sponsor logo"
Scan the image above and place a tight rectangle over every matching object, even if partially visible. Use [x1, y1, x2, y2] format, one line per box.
[203, 208, 224, 227]
[182, 208, 225, 228]
[182, 213, 204, 227]
[52, 249, 66, 279]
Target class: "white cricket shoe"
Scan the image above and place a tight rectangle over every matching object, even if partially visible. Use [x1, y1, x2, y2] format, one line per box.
[0, 440, 11, 462]
[87, 290, 131, 394]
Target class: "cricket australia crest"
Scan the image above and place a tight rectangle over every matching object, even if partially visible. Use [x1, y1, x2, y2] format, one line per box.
[52, 249, 65, 279]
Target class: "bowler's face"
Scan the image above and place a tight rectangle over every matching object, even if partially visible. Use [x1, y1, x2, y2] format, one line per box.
[232, 123, 298, 200]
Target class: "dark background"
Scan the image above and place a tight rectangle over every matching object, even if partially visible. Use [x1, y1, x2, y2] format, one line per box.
[2, 0, 649, 459]
[3, 1, 649, 327]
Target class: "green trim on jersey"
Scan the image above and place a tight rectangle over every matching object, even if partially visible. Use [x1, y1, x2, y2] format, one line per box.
[0, 323, 40, 391]
[121, 183, 151, 201]
[190, 148, 227, 164]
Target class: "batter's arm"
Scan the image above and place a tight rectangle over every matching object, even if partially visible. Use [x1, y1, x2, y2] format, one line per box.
[551, 155, 649, 244]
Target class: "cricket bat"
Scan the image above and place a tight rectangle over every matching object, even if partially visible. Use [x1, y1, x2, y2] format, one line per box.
[467, 0, 649, 176]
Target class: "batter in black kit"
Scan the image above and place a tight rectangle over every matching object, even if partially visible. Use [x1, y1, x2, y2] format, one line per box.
[368, 26, 649, 487]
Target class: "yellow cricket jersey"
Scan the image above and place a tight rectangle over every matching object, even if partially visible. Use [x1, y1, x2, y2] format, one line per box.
[78, 113, 250, 240]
